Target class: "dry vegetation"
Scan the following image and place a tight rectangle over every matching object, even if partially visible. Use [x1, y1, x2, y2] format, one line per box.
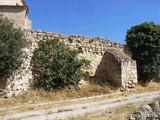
[69, 100, 159, 120]
[0, 81, 159, 108]
[134, 81, 160, 93]
[69, 103, 138, 120]
[0, 83, 112, 108]
[154, 97, 160, 102]
[0, 81, 159, 118]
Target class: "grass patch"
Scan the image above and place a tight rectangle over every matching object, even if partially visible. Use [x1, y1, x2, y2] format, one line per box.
[0, 83, 113, 116]
[8, 118, 20, 120]
[0, 83, 112, 108]
[71, 103, 138, 120]
[47, 110, 53, 114]
[82, 106, 87, 109]
[0, 82, 159, 109]
[115, 99, 122, 103]
[116, 103, 136, 114]
[154, 97, 160, 102]
[0, 82, 159, 117]
[70, 99, 158, 120]
[57, 108, 73, 113]
[134, 81, 160, 93]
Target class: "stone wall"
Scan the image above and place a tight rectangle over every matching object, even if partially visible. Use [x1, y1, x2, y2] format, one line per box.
[5, 30, 36, 97]
[0, 7, 32, 29]
[24, 16, 32, 29]
[121, 59, 137, 90]
[105, 49, 137, 90]
[1, 29, 137, 97]
[90, 49, 137, 91]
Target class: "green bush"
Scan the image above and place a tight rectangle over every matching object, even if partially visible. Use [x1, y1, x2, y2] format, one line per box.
[0, 16, 26, 78]
[126, 22, 160, 82]
[32, 38, 90, 91]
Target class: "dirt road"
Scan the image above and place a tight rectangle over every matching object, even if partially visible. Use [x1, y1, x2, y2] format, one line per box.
[0, 91, 160, 120]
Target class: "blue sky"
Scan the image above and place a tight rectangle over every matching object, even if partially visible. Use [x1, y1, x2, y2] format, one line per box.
[25, 0, 160, 43]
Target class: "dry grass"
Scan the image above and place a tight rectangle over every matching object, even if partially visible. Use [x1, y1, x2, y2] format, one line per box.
[69, 103, 137, 120]
[0, 83, 112, 108]
[0, 104, 51, 116]
[0, 92, 130, 116]
[69, 101, 153, 120]
[0, 82, 159, 118]
[134, 81, 160, 93]
[0, 83, 112, 117]
[93, 103, 137, 120]
[154, 97, 160, 102]
[57, 108, 74, 113]
[0, 82, 159, 109]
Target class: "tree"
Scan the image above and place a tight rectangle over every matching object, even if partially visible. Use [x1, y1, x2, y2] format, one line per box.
[126, 22, 160, 82]
[32, 38, 90, 91]
[0, 16, 26, 78]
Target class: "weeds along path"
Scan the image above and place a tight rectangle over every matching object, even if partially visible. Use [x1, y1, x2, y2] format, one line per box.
[0, 91, 160, 120]
[0, 92, 122, 111]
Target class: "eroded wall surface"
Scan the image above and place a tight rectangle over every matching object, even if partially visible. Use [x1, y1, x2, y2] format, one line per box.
[0, 7, 32, 29]
[3, 30, 137, 97]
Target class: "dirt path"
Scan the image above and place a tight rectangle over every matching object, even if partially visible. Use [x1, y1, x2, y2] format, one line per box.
[0, 91, 160, 120]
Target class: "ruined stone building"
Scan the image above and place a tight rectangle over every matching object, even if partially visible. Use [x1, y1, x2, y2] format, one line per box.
[0, 0, 32, 29]
[0, 1, 138, 97]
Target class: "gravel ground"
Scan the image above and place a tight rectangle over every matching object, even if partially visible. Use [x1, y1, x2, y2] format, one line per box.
[0, 91, 160, 120]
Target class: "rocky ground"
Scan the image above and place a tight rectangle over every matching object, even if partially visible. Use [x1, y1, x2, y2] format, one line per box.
[129, 101, 160, 120]
[0, 91, 159, 120]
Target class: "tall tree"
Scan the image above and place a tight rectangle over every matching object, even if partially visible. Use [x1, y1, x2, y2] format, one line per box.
[126, 22, 160, 82]
[0, 16, 26, 78]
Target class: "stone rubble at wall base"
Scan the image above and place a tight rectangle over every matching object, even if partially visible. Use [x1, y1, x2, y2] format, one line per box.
[0, 29, 138, 97]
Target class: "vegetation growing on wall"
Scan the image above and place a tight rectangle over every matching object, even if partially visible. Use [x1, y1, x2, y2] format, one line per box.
[32, 38, 90, 91]
[126, 22, 160, 82]
[0, 16, 26, 78]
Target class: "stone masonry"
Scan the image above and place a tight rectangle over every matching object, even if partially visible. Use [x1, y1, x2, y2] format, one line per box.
[0, 0, 32, 29]
[105, 49, 137, 90]
[90, 49, 137, 91]
[1, 29, 138, 97]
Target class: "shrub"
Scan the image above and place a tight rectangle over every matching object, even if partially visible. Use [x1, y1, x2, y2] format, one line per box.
[0, 16, 26, 78]
[32, 38, 90, 91]
[126, 22, 160, 82]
